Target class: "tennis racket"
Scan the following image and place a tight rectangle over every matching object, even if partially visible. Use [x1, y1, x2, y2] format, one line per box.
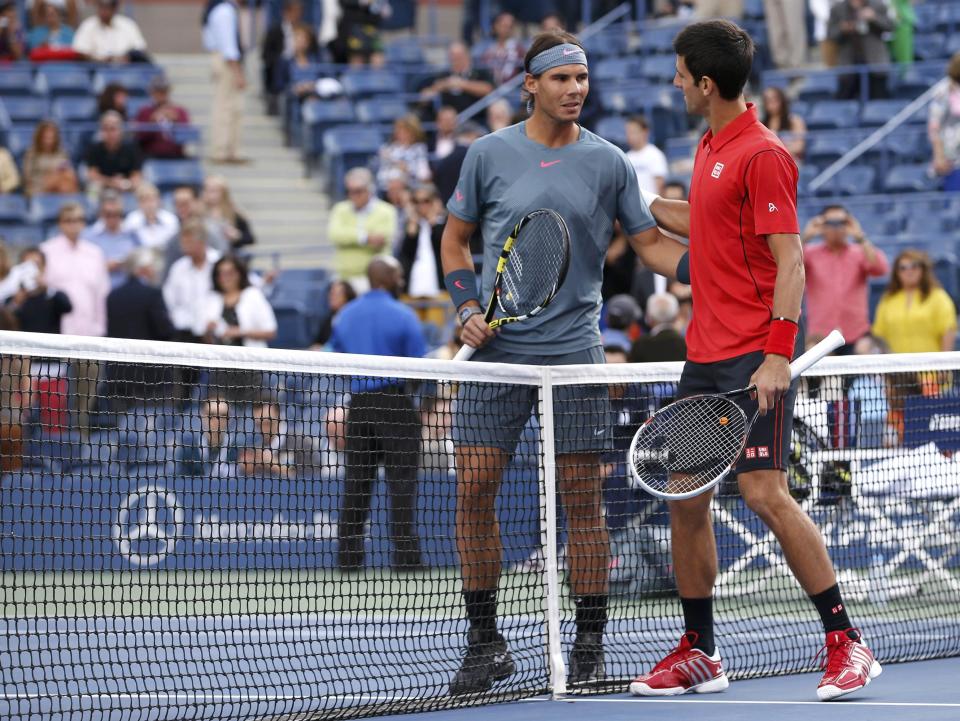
[628, 329, 845, 501]
[454, 208, 571, 362]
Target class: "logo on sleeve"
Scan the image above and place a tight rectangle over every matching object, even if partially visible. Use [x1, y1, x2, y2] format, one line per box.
[768, 203, 779, 212]
[711, 162, 724, 179]
[540, 160, 562, 168]
[455, 189, 464, 202]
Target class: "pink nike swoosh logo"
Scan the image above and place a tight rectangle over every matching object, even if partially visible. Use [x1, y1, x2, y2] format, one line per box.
[454, 280, 466, 290]
[455, 190, 464, 201]
[540, 160, 562, 168]
[562, 48, 578, 56]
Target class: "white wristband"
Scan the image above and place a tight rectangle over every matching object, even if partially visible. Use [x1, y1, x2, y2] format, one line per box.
[640, 188, 661, 208]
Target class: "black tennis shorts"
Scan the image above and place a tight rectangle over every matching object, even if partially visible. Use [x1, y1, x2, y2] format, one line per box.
[677, 349, 799, 475]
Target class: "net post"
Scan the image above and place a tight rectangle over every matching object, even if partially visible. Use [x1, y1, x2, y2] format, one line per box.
[538, 366, 567, 698]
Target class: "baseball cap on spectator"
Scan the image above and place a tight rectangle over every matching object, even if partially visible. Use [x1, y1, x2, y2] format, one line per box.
[601, 329, 632, 354]
[605, 294, 642, 330]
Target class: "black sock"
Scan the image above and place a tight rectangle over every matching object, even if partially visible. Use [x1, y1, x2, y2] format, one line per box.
[809, 583, 853, 634]
[680, 596, 715, 656]
[574, 594, 608, 637]
[463, 589, 498, 641]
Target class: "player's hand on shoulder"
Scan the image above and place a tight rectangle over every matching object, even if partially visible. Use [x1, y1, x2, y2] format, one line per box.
[460, 312, 495, 351]
[750, 354, 791, 415]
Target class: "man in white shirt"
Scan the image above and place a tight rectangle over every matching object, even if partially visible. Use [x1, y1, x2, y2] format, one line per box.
[122, 182, 180, 253]
[162, 218, 221, 343]
[625, 115, 668, 196]
[72, 0, 148, 63]
[202, 0, 247, 164]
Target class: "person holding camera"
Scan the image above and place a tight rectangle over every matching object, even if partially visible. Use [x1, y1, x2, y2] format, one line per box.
[801, 205, 889, 354]
[827, 0, 894, 99]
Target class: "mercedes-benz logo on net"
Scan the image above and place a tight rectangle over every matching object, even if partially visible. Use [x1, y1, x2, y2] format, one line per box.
[113, 484, 185, 567]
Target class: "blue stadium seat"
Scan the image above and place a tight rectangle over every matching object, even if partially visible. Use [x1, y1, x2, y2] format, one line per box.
[797, 163, 820, 197]
[867, 278, 886, 318]
[858, 213, 902, 237]
[0, 224, 44, 247]
[797, 73, 839, 101]
[912, 32, 947, 60]
[271, 302, 315, 349]
[276, 268, 332, 285]
[0, 67, 35, 97]
[934, 253, 959, 303]
[883, 163, 941, 193]
[52, 96, 99, 124]
[639, 23, 686, 55]
[664, 136, 697, 164]
[582, 29, 630, 58]
[300, 98, 356, 164]
[35, 66, 92, 98]
[937, 2, 960, 30]
[0, 196, 28, 224]
[641, 55, 678, 83]
[143, 159, 205, 193]
[743, 0, 764, 19]
[813, 165, 876, 196]
[384, 38, 425, 65]
[806, 132, 858, 165]
[322, 126, 386, 196]
[902, 213, 955, 237]
[593, 57, 642, 83]
[93, 66, 162, 96]
[0, 97, 50, 126]
[913, 3, 941, 32]
[339, 69, 404, 97]
[867, 128, 929, 163]
[947, 33, 960, 57]
[807, 100, 861, 130]
[892, 64, 943, 99]
[355, 97, 412, 124]
[595, 116, 629, 149]
[30, 193, 90, 224]
[859, 99, 913, 127]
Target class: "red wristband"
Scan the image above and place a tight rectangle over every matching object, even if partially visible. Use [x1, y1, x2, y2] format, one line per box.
[764, 319, 798, 358]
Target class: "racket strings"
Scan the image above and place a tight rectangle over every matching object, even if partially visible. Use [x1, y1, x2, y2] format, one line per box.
[498, 212, 568, 317]
[632, 396, 747, 496]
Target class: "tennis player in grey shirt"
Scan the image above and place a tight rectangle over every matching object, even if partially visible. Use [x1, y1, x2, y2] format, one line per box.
[440, 29, 690, 695]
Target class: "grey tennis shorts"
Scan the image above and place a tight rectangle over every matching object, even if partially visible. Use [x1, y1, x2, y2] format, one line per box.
[453, 345, 611, 455]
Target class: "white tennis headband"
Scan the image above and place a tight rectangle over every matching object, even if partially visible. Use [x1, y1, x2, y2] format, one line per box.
[527, 43, 588, 75]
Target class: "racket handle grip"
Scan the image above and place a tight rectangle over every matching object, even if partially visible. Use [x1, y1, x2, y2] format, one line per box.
[454, 344, 477, 362]
[789, 329, 845, 380]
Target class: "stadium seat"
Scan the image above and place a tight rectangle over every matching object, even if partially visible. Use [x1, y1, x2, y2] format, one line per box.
[641, 55, 679, 83]
[867, 128, 929, 164]
[912, 32, 947, 61]
[913, 3, 941, 32]
[143, 159, 205, 193]
[0, 67, 35, 97]
[93, 66, 163, 97]
[806, 132, 859, 165]
[339, 70, 404, 98]
[859, 99, 913, 127]
[52, 96, 99, 124]
[30, 193, 90, 225]
[937, 2, 960, 30]
[322, 126, 386, 196]
[0, 224, 44, 247]
[892, 64, 943, 99]
[743, 0, 764, 19]
[593, 57, 642, 83]
[858, 213, 903, 237]
[355, 97, 412, 124]
[582, 29, 630, 58]
[35, 66, 92, 98]
[797, 73, 839, 101]
[883, 164, 941, 193]
[639, 23, 687, 55]
[0, 97, 50, 126]
[276, 268, 332, 285]
[902, 213, 955, 237]
[807, 100, 861, 130]
[384, 38, 425, 65]
[796, 163, 820, 197]
[0, 196, 28, 224]
[934, 253, 959, 303]
[300, 98, 356, 165]
[813, 164, 876, 196]
[271, 302, 315, 349]
[595, 116, 629, 149]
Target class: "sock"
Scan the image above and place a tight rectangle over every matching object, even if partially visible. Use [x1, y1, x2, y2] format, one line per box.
[809, 583, 853, 634]
[574, 594, 608, 637]
[680, 596, 715, 656]
[463, 589, 498, 642]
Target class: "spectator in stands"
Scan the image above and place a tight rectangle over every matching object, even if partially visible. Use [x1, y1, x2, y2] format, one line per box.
[73, 0, 148, 63]
[629, 292, 687, 362]
[431, 106, 459, 160]
[163, 219, 221, 344]
[41, 202, 110, 435]
[333, 256, 426, 571]
[888, 0, 914, 66]
[397, 183, 445, 305]
[761, 86, 806, 163]
[377, 115, 431, 191]
[801, 204, 888, 351]
[662, 180, 688, 200]
[329, 0, 388, 67]
[419, 41, 494, 115]
[625, 115, 668, 195]
[176, 397, 237, 478]
[431, 121, 485, 205]
[85, 111, 144, 194]
[311, 279, 356, 348]
[480, 11, 526, 86]
[203, 0, 247, 165]
[329, 167, 398, 288]
[485, 98, 514, 133]
[200, 255, 277, 349]
[27, 0, 74, 53]
[6, 247, 72, 335]
[134, 75, 191, 159]
[27, 0, 81, 29]
[764, 0, 807, 69]
[810, 0, 838, 66]
[123, 182, 180, 253]
[202, 175, 255, 250]
[603, 294, 643, 352]
[82, 191, 139, 287]
[0, 145, 21, 195]
[21, 120, 78, 198]
[828, 0, 894, 100]
[239, 396, 319, 479]
[107, 248, 173, 341]
[929, 53, 960, 192]
[872, 249, 957, 353]
[668, 279, 692, 335]
[163, 186, 228, 273]
[0, 0, 25, 61]
[97, 83, 129, 120]
[261, 0, 304, 110]
[287, 22, 324, 97]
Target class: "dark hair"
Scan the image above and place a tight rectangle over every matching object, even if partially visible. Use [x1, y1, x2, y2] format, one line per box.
[18, 246, 44, 268]
[663, 180, 687, 198]
[211, 255, 251, 293]
[329, 279, 357, 307]
[626, 114, 649, 130]
[885, 248, 938, 301]
[761, 86, 791, 130]
[948, 51, 960, 84]
[673, 20, 754, 101]
[522, 30, 584, 109]
[820, 204, 848, 215]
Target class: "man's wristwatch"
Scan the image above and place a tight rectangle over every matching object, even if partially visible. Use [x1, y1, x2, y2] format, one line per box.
[458, 306, 483, 325]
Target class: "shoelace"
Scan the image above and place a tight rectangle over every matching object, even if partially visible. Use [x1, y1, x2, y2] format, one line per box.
[814, 628, 863, 672]
[651, 631, 700, 672]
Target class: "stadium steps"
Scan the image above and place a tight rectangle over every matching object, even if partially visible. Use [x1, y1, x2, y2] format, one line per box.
[155, 53, 332, 271]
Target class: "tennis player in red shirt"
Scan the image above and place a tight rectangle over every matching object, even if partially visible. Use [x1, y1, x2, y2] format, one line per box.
[629, 20, 881, 701]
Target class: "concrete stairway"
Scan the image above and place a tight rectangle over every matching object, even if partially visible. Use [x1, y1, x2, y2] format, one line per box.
[155, 53, 332, 271]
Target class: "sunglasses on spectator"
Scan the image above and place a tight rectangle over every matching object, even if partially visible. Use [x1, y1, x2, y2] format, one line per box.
[413, 196, 433, 204]
[898, 262, 921, 271]
[102, 210, 123, 217]
[823, 218, 848, 227]
[62, 216, 85, 223]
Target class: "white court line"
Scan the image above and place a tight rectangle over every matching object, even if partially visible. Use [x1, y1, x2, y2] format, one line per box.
[0, 693, 406, 703]
[541, 698, 960, 708]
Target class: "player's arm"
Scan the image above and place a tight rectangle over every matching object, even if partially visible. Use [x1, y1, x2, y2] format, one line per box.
[626, 226, 689, 279]
[644, 196, 691, 238]
[750, 232, 805, 415]
[440, 214, 494, 351]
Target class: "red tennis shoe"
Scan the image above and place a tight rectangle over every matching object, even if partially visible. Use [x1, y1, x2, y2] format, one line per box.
[629, 632, 729, 696]
[816, 629, 882, 701]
